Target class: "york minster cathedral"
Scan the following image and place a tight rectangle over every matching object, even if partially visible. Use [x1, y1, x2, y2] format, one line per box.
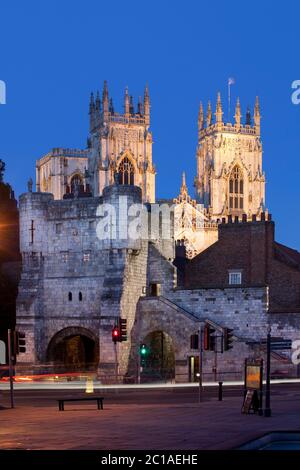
[15, 82, 300, 382]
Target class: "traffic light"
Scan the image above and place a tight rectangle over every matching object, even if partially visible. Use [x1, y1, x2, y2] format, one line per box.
[190, 334, 199, 350]
[112, 325, 120, 343]
[140, 344, 148, 356]
[140, 343, 148, 366]
[224, 328, 234, 351]
[119, 318, 127, 342]
[203, 325, 216, 351]
[15, 331, 26, 354]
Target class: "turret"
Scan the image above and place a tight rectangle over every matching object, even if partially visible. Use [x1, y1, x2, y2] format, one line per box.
[254, 96, 261, 135]
[215, 92, 223, 124]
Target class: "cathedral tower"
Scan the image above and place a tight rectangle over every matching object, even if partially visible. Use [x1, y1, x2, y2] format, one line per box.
[195, 94, 265, 219]
[88, 82, 156, 203]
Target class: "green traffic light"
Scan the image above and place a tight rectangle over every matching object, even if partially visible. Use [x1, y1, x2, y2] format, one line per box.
[140, 344, 147, 355]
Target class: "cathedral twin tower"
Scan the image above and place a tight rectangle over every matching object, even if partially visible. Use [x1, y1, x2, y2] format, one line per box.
[36, 81, 266, 223]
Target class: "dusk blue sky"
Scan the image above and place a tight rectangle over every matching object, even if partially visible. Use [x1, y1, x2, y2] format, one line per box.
[0, 1, 299, 249]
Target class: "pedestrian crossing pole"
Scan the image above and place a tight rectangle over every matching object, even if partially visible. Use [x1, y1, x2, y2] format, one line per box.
[8, 329, 14, 409]
[199, 323, 203, 403]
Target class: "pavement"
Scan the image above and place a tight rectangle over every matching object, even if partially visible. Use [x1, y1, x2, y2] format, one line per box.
[1, 386, 300, 450]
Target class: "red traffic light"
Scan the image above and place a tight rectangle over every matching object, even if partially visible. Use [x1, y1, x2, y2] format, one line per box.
[112, 325, 120, 343]
[204, 325, 216, 351]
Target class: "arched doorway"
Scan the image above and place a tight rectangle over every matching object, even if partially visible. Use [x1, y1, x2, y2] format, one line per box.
[140, 330, 175, 382]
[47, 327, 99, 372]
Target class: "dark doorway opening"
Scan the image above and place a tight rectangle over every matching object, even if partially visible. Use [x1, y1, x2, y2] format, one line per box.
[140, 330, 175, 382]
[47, 330, 98, 373]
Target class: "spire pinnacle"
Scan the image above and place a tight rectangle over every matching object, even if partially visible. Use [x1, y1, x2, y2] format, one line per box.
[144, 83, 150, 125]
[206, 101, 212, 126]
[129, 95, 134, 114]
[255, 96, 260, 114]
[245, 105, 251, 125]
[124, 86, 130, 114]
[102, 80, 108, 100]
[254, 96, 261, 134]
[109, 97, 114, 114]
[102, 80, 109, 115]
[234, 97, 241, 126]
[89, 92, 95, 112]
[95, 90, 101, 111]
[144, 83, 149, 100]
[215, 92, 223, 123]
[198, 101, 204, 130]
[180, 172, 188, 196]
[137, 96, 143, 114]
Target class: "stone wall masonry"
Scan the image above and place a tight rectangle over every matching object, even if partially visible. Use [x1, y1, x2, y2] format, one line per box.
[147, 243, 177, 296]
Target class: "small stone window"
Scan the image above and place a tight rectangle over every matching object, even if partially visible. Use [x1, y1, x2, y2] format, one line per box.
[68, 292, 72, 301]
[61, 252, 68, 263]
[79, 292, 83, 301]
[150, 283, 161, 296]
[56, 223, 62, 235]
[229, 271, 242, 285]
[83, 252, 90, 262]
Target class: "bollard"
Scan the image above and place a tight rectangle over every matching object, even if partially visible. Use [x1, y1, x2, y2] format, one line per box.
[85, 377, 94, 394]
[218, 381, 223, 401]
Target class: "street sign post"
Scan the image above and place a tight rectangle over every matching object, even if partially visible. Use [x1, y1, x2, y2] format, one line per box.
[7, 329, 14, 409]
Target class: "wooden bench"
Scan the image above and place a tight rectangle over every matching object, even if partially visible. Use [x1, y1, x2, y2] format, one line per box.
[57, 396, 104, 411]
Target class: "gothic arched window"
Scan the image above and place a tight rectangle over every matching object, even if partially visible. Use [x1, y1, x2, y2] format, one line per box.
[70, 174, 83, 193]
[229, 166, 244, 210]
[117, 157, 134, 185]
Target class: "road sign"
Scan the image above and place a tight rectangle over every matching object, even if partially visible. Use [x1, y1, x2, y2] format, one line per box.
[270, 341, 292, 351]
[261, 338, 292, 351]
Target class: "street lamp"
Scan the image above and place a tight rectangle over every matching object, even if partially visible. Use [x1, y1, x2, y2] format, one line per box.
[264, 325, 272, 417]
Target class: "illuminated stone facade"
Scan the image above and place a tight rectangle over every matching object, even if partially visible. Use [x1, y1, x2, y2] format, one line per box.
[195, 94, 265, 220]
[36, 82, 155, 203]
[17, 84, 298, 385]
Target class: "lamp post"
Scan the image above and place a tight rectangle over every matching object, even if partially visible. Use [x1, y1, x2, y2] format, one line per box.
[264, 326, 272, 417]
[198, 323, 203, 403]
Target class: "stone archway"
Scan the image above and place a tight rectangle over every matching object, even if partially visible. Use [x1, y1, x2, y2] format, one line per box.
[140, 330, 175, 382]
[47, 327, 99, 372]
